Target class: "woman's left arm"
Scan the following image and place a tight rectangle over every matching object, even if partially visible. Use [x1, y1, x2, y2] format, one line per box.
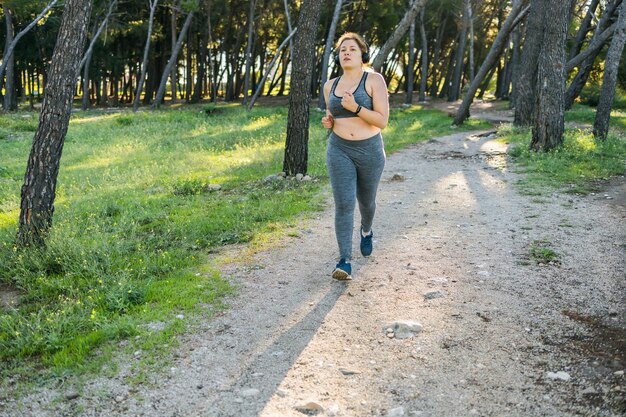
[355, 73, 389, 129]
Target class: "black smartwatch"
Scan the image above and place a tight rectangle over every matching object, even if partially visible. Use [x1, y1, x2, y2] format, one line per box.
[355, 105, 362, 115]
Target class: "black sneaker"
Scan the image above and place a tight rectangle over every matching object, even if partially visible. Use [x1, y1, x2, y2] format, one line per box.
[360, 228, 373, 257]
[332, 258, 352, 280]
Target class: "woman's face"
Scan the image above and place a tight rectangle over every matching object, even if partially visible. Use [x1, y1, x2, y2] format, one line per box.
[338, 39, 363, 69]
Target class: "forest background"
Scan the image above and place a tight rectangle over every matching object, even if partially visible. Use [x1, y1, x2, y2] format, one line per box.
[0, 0, 625, 395]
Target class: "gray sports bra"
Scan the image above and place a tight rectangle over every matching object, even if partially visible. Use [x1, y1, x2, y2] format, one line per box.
[328, 72, 374, 118]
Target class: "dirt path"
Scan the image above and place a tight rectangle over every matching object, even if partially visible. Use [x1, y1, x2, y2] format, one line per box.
[6, 119, 625, 417]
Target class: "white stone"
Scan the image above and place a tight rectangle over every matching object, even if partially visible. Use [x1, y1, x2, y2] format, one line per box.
[241, 388, 260, 397]
[383, 321, 423, 339]
[546, 371, 571, 381]
[295, 173, 304, 181]
[387, 406, 405, 417]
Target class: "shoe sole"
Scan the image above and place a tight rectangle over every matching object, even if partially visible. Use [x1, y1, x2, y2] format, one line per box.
[332, 268, 352, 280]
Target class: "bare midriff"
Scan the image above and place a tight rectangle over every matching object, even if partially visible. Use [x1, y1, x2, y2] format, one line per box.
[332, 117, 380, 141]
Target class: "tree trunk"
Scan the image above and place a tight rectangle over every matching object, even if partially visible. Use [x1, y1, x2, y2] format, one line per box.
[429, 13, 448, 97]
[454, 1, 528, 125]
[447, 8, 469, 102]
[439, 51, 455, 98]
[530, 0, 570, 151]
[594, 0, 626, 140]
[192, 8, 209, 103]
[153, 11, 194, 108]
[565, 0, 620, 109]
[283, 0, 325, 175]
[468, 0, 475, 82]
[318, 0, 343, 109]
[371, 0, 426, 72]
[283, 0, 295, 62]
[569, 0, 600, 60]
[134, 0, 159, 111]
[242, 0, 256, 104]
[248, 28, 297, 109]
[170, 1, 179, 102]
[17, 0, 93, 247]
[406, 19, 416, 104]
[81, 49, 94, 110]
[80, 0, 117, 111]
[0, 0, 60, 87]
[509, 23, 523, 104]
[497, 44, 513, 99]
[514, 0, 547, 126]
[3, 5, 16, 111]
[418, 8, 428, 102]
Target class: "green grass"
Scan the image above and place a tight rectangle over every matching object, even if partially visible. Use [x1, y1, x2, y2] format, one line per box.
[0, 103, 486, 390]
[566, 104, 626, 130]
[529, 240, 560, 264]
[498, 114, 626, 194]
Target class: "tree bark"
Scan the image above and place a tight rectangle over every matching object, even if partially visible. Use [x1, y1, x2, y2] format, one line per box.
[283, 0, 325, 175]
[3, 5, 16, 111]
[192, 5, 209, 103]
[317, 0, 343, 109]
[448, 2, 470, 102]
[468, 0, 475, 82]
[429, 12, 448, 97]
[454, 1, 528, 125]
[153, 11, 193, 108]
[170, 1, 179, 102]
[17, 0, 93, 247]
[242, 0, 257, 104]
[283, 0, 294, 62]
[530, 0, 570, 151]
[418, 8, 428, 102]
[81, 50, 94, 110]
[406, 18, 416, 104]
[371, 0, 427, 72]
[514, 0, 547, 126]
[509, 23, 523, 104]
[134, 0, 159, 111]
[594, 0, 626, 140]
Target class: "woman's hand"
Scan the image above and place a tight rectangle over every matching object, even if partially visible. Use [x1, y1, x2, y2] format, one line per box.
[341, 91, 358, 113]
[322, 112, 334, 129]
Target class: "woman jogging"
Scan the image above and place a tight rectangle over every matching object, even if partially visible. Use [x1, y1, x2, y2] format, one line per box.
[321, 32, 389, 280]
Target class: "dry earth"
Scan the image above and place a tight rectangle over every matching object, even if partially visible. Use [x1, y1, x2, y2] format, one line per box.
[3, 104, 625, 417]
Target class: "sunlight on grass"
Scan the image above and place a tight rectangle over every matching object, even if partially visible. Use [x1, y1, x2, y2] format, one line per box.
[499, 116, 626, 194]
[409, 120, 425, 130]
[70, 112, 120, 124]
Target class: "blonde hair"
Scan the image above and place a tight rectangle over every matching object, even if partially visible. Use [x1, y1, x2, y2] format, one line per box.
[335, 32, 369, 63]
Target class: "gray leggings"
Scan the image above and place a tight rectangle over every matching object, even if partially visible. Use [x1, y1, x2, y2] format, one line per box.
[326, 132, 386, 261]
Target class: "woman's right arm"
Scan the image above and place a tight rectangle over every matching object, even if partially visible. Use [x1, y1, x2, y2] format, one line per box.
[322, 79, 334, 129]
